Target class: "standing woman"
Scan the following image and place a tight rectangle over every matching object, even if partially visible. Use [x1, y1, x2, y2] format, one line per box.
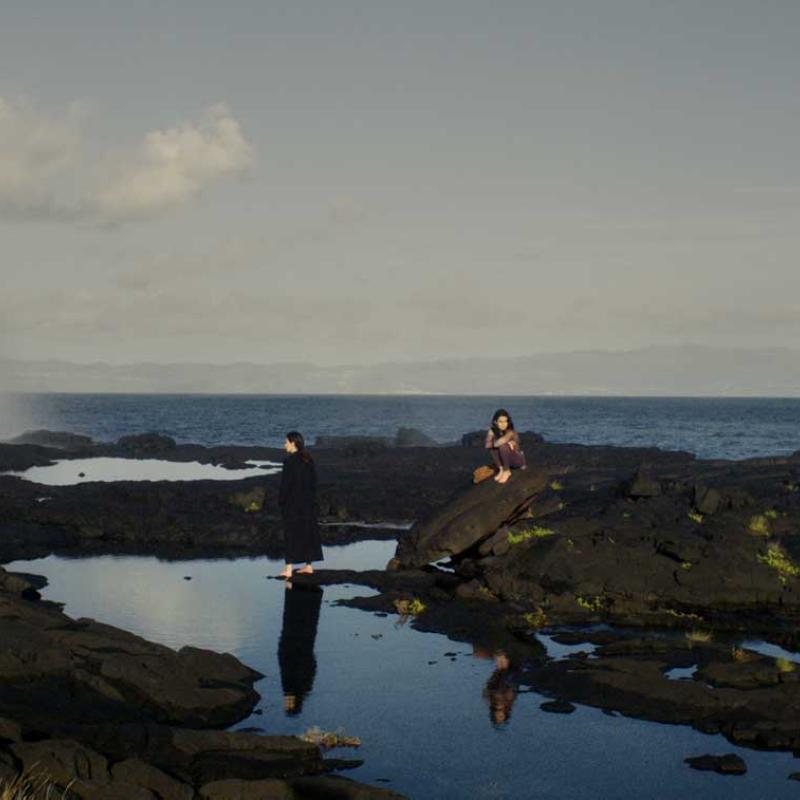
[278, 431, 323, 579]
[485, 408, 527, 484]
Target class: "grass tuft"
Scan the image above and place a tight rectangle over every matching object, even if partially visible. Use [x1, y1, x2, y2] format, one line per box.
[776, 657, 797, 673]
[301, 726, 361, 749]
[758, 544, 800, 584]
[393, 597, 427, 616]
[523, 608, 547, 629]
[748, 515, 771, 536]
[686, 629, 713, 644]
[576, 595, 604, 612]
[507, 526, 555, 545]
[0, 775, 68, 800]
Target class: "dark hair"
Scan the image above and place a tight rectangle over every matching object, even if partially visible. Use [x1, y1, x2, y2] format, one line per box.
[491, 409, 515, 439]
[286, 430, 312, 463]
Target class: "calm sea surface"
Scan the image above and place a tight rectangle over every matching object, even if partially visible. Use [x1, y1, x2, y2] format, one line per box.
[8, 393, 800, 459]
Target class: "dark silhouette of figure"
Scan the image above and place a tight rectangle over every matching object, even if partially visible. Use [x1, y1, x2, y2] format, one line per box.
[278, 430, 323, 579]
[278, 582, 323, 715]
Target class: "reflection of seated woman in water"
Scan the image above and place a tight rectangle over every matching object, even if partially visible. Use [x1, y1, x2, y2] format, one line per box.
[477, 648, 520, 725]
[485, 409, 526, 484]
[278, 582, 323, 715]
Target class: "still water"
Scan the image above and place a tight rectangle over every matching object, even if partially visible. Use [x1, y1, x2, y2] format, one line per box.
[7, 541, 800, 800]
[1, 457, 280, 485]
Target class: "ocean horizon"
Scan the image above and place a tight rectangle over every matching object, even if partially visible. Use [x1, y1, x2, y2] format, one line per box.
[5, 392, 800, 461]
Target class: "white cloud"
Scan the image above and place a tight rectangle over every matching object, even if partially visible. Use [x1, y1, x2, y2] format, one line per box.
[0, 96, 85, 220]
[0, 98, 253, 224]
[95, 104, 254, 222]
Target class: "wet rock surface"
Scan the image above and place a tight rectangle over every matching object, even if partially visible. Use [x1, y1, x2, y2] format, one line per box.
[0, 565, 407, 798]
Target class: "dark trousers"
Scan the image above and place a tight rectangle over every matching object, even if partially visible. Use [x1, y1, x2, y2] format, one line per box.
[491, 443, 526, 470]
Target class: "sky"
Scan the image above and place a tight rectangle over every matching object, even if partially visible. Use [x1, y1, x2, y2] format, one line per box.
[1, 0, 800, 367]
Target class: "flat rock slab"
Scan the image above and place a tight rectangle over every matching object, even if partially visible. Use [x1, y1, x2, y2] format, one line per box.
[0, 573, 262, 731]
[684, 754, 747, 775]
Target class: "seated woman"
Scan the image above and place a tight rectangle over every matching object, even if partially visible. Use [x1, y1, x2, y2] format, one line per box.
[485, 408, 526, 484]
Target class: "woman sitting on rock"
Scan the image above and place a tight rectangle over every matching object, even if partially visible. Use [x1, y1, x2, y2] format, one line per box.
[485, 408, 526, 484]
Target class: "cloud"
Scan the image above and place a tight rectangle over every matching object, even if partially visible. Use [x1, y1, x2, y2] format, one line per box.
[0, 96, 85, 220]
[0, 98, 253, 224]
[95, 104, 253, 222]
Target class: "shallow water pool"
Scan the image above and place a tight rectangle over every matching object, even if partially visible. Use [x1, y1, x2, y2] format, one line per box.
[7, 541, 800, 800]
[2, 456, 280, 485]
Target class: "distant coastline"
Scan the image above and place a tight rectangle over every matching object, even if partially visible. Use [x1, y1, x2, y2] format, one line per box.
[3, 345, 800, 396]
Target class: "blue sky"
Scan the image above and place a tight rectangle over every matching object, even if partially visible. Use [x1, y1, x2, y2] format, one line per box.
[2, 1, 799, 365]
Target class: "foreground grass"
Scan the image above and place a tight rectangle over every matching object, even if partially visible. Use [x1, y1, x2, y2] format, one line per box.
[0, 776, 67, 800]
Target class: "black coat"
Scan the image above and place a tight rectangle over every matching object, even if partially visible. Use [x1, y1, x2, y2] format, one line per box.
[279, 452, 322, 564]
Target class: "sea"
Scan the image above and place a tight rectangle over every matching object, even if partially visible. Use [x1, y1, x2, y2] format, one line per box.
[7, 393, 800, 460]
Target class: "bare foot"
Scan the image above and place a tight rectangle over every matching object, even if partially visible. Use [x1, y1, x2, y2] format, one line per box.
[497, 470, 511, 484]
[296, 565, 314, 575]
[278, 568, 293, 579]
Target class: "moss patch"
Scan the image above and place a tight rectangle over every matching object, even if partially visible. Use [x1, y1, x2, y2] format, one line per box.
[748, 515, 771, 536]
[523, 608, 548, 629]
[507, 525, 555, 545]
[758, 544, 800, 584]
[576, 595, 604, 612]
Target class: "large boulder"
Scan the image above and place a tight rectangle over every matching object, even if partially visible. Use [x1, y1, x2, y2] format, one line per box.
[393, 468, 550, 568]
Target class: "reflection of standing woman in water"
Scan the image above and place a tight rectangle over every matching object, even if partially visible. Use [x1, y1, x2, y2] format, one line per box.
[278, 431, 323, 580]
[278, 583, 323, 715]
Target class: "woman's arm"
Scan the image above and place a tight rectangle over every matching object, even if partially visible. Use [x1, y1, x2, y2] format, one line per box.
[486, 429, 517, 448]
[279, 458, 295, 509]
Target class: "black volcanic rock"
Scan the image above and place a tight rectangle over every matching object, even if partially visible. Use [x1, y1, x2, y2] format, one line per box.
[118, 432, 178, 453]
[395, 427, 438, 447]
[393, 468, 550, 569]
[684, 754, 747, 775]
[0, 567, 406, 799]
[9, 430, 95, 450]
[314, 435, 392, 454]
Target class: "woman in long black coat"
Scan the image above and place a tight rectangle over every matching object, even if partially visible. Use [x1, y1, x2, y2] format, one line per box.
[278, 431, 323, 579]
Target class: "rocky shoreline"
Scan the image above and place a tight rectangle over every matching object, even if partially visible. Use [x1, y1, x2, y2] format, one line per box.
[0, 564, 405, 798]
[3, 428, 800, 790]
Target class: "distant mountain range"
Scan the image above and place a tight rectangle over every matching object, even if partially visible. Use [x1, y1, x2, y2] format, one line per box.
[2, 346, 800, 395]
